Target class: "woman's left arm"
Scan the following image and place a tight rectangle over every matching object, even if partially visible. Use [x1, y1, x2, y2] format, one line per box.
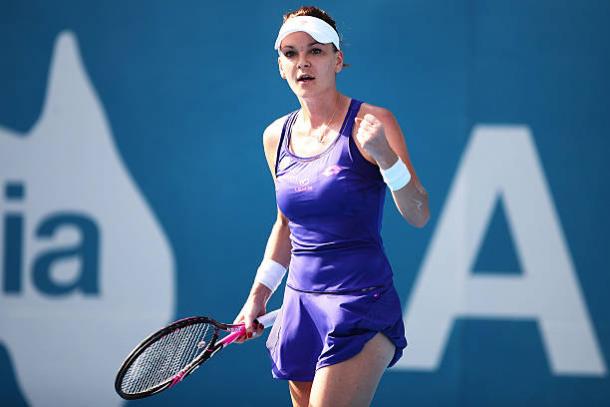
[355, 108, 430, 228]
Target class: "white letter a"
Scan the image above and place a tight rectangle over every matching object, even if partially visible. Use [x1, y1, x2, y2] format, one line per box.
[394, 125, 606, 376]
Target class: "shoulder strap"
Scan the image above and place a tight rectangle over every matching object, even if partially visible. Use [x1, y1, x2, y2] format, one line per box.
[341, 99, 363, 137]
[274, 110, 299, 176]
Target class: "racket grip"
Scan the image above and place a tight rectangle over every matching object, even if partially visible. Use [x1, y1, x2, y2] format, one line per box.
[222, 327, 247, 346]
[258, 309, 279, 329]
[222, 310, 279, 346]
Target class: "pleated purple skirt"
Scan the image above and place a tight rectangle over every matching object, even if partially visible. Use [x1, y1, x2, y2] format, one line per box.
[265, 283, 407, 381]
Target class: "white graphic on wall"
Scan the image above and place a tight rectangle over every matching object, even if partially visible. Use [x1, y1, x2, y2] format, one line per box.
[394, 125, 606, 376]
[0, 31, 176, 405]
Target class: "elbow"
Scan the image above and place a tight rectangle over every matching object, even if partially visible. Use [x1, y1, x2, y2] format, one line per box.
[398, 182, 430, 228]
[414, 211, 430, 228]
[402, 204, 430, 228]
[418, 204, 431, 227]
[417, 203, 431, 227]
[405, 212, 430, 228]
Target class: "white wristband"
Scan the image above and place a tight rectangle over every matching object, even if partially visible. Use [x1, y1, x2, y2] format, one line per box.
[380, 158, 412, 191]
[254, 259, 287, 293]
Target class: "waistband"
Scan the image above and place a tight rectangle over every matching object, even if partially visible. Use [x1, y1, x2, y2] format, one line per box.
[286, 282, 388, 295]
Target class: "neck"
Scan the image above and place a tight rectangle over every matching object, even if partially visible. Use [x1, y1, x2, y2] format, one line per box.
[297, 90, 342, 129]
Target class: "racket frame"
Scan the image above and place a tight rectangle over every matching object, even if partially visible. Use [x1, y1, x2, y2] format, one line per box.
[114, 309, 278, 400]
[114, 316, 243, 400]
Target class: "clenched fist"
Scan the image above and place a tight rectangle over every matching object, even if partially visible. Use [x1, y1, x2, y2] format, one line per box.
[354, 114, 396, 168]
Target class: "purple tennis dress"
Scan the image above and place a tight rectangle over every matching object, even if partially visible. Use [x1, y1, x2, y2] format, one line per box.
[266, 98, 407, 381]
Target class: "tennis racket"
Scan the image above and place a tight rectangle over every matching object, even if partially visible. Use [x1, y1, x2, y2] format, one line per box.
[114, 309, 279, 400]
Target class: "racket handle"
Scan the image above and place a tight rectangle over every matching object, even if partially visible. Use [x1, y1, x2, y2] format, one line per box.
[258, 309, 279, 329]
[222, 327, 247, 346]
[221, 310, 279, 346]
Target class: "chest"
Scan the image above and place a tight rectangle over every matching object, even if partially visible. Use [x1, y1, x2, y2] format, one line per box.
[288, 125, 342, 158]
[277, 142, 345, 197]
[289, 127, 375, 170]
[275, 141, 379, 221]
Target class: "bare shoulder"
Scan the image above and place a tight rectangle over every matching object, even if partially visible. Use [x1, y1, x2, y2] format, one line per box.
[262, 115, 287, 154]
[357, 103, 397, 126]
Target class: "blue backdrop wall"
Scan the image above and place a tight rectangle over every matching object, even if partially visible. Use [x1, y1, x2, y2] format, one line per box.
[1, 0, 609, 405]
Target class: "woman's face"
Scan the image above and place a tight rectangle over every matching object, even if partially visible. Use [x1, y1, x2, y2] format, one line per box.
[277, 31, 343, 98]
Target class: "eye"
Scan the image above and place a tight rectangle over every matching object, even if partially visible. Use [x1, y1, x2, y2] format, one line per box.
[283, 50, 296, 58]
[311, 48, 322, 55]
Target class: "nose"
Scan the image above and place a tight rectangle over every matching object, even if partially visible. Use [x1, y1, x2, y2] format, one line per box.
[297, 54, 311, 69]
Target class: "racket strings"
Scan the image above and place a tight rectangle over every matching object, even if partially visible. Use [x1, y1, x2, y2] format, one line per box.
[120, 322, 216, 394]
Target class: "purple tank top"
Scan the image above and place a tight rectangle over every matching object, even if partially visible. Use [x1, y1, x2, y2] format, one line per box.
[275, 98, 394, 293]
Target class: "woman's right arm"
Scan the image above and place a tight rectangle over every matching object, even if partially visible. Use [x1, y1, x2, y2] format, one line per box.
[233, 117, 292, 340]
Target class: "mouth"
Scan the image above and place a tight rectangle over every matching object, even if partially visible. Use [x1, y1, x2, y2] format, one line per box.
[296, 74, 315, 82]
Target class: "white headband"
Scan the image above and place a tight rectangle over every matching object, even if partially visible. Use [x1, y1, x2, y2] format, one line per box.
[274, 16, 340, 51]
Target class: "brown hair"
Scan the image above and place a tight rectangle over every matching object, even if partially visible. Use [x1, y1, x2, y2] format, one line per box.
[282, 6, 348, 67]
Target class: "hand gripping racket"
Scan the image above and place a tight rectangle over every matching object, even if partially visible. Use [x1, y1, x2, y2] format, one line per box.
[114, 309, 279, 400]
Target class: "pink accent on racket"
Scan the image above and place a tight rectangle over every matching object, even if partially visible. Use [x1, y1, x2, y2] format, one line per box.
[115, 309, 279, 400]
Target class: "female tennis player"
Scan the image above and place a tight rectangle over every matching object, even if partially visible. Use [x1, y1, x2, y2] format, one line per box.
[233, 6, 429, 406]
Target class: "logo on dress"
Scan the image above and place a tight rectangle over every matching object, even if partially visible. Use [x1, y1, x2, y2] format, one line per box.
[323, 165, 342, 177]
[294, 178, 313, 192]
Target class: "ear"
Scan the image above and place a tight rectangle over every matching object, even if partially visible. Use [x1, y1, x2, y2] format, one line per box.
[335, 50, 344, 74]
[278, 56, 286, 79]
